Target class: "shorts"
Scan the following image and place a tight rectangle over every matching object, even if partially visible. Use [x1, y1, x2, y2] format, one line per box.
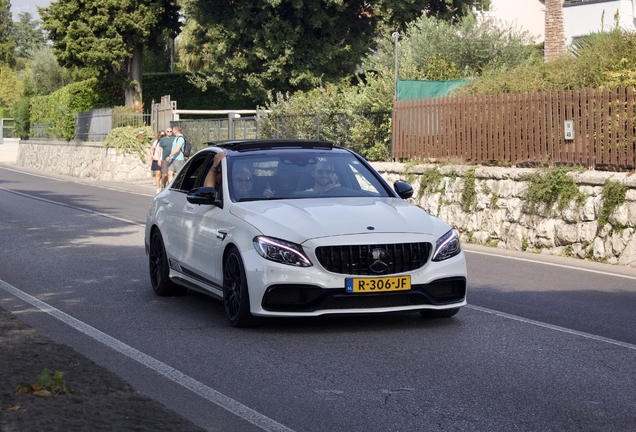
[161, 161, 170, 175]
[170, 159, 184, 173]
[161, 159, 184, 175]
[151, 160, 161, 171]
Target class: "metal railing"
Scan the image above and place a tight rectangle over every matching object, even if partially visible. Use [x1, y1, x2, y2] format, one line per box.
[1, 118, 15, 143]
[174, 111, 391, 157]
[75, 108, 151, 141]
[260, 111, 392, 156]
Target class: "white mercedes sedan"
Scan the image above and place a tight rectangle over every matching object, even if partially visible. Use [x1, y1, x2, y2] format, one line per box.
[145, 140, 467, 327]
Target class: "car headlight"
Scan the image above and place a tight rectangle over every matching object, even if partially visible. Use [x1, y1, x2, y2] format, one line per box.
[432, 229, 461, 262]
[253, 236, 312, 267]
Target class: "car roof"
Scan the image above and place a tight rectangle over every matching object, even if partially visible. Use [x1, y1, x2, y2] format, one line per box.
[202, 139, 350, 155]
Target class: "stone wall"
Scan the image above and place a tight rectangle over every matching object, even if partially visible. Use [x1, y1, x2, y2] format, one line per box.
[372, 163, 636, 267]
[17, 140, 151, 182]
[12, 140, 636, 266]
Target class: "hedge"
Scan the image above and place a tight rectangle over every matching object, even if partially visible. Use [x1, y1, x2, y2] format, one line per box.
[29, 79, 113, 140]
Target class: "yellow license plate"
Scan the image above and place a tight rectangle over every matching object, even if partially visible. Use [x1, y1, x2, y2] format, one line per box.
[345, 276, 411, 293]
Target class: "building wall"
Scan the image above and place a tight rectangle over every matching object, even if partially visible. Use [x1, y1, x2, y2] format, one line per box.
[564, 0, 636, 43]
[481, 0, 546, 43]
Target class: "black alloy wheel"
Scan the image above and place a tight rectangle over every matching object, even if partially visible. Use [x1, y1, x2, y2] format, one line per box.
[223, 247, 257, 327]
[149, 230, 187, 296]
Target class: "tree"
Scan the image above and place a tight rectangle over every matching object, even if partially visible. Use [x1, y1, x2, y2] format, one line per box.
[40, 0, 181, 109]
[0, 0, 15, 67]
[184, 0, 487, 101]
[27, 45, 70, 95]
[0, 65, 22, 107]
[13, 12, 47, 59]
[364, 13, 539, 80]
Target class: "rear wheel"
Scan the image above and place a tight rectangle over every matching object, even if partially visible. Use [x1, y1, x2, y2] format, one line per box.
[419, 308, 460, 318]
[148, 230, 187, 296]
[223, 247, 257, 327]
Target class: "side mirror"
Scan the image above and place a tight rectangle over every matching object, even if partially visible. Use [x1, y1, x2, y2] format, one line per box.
[394, 181, 413, 199]
[187, 187, 217, 205]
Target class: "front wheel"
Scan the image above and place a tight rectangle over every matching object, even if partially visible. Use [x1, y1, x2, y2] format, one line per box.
[419, 307, 460, 318]
[223, 247, 257, 327]
[148, 230, 187, 296]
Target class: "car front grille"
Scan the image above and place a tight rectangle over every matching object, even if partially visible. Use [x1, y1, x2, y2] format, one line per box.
[261, 277, 466, 312]
[314, 242, 432, 276]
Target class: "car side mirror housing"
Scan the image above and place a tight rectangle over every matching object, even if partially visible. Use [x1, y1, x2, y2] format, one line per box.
[187, 187, 217, 205]
[394, 181, 414, 199]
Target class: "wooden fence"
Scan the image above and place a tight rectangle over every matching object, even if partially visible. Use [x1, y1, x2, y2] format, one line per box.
[392, 86, 636, 171]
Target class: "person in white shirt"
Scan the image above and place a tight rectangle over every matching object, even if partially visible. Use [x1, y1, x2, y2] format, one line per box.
[148, 130, 165, 194]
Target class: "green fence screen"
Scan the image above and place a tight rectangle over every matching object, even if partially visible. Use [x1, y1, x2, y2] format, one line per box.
[397, 79, 468, 100]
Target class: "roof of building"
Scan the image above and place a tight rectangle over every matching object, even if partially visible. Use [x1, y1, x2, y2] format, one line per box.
[564, 0, 618, 7]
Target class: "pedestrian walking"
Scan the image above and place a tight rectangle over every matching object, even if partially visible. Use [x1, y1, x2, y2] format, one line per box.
[149, 130, 165, 194]
[164, 124, 186, 186]
[158, 127, 176, 189]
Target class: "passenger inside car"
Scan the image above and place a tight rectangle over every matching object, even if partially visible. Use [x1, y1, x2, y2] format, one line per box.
[260, 162, 300, 198]
[232, 166, 255, 200]
[203, 152, 227, 198]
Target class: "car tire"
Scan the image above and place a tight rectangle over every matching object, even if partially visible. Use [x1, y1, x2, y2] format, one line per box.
[419, 307, 460, 318]
[223, 246, 257, 327]
[148, 230, 187, 296]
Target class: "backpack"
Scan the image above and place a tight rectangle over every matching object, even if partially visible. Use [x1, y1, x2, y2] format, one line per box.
[181, 137, 192, 157]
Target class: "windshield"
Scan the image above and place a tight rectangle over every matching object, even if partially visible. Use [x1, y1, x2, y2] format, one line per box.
[227, 151, 392, 202]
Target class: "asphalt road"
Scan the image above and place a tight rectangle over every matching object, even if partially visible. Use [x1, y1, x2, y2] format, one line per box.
[1, 164, 635, 431]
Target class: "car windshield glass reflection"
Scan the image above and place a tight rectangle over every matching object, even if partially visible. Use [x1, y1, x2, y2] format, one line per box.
[228, 152, 390, 201]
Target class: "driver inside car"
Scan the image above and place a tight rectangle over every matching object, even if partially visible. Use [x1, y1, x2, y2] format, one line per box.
[307, 160, 340, 194]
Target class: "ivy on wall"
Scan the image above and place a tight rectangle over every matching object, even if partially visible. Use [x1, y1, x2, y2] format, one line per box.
[522, 166, 586, 215]
[598, 179, 629, 227]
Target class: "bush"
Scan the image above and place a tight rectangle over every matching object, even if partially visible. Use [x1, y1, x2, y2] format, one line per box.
[261, 77, 394, 160]
[456, 27, 636, 95]
[104, 125, 154, 160]
[11, 97, 30, 139]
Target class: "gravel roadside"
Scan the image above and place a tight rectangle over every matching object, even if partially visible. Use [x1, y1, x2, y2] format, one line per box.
[0, 170, 209, 430]
[0, 306, 207, 432]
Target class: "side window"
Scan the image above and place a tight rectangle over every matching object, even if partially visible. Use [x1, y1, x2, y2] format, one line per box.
[173, 153, 211, 192]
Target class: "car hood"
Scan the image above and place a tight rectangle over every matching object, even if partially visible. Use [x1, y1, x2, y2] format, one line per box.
[230, 198, 451, 244]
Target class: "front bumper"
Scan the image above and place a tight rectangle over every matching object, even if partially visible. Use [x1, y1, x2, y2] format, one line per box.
[241, 248, 468, 317]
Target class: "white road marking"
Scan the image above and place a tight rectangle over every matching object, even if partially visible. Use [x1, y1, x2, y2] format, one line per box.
[0, 279, 295, 432]
[0, 187, 144, 227]
[0, 166, 153, 196]
[467, 304, 636, 351]
[464, 249, 636, 281]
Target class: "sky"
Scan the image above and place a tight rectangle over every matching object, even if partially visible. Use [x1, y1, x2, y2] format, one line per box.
[11, 0, 50, 21]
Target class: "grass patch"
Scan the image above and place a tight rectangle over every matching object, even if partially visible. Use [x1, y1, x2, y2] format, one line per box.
[16, 369, 79, 397]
